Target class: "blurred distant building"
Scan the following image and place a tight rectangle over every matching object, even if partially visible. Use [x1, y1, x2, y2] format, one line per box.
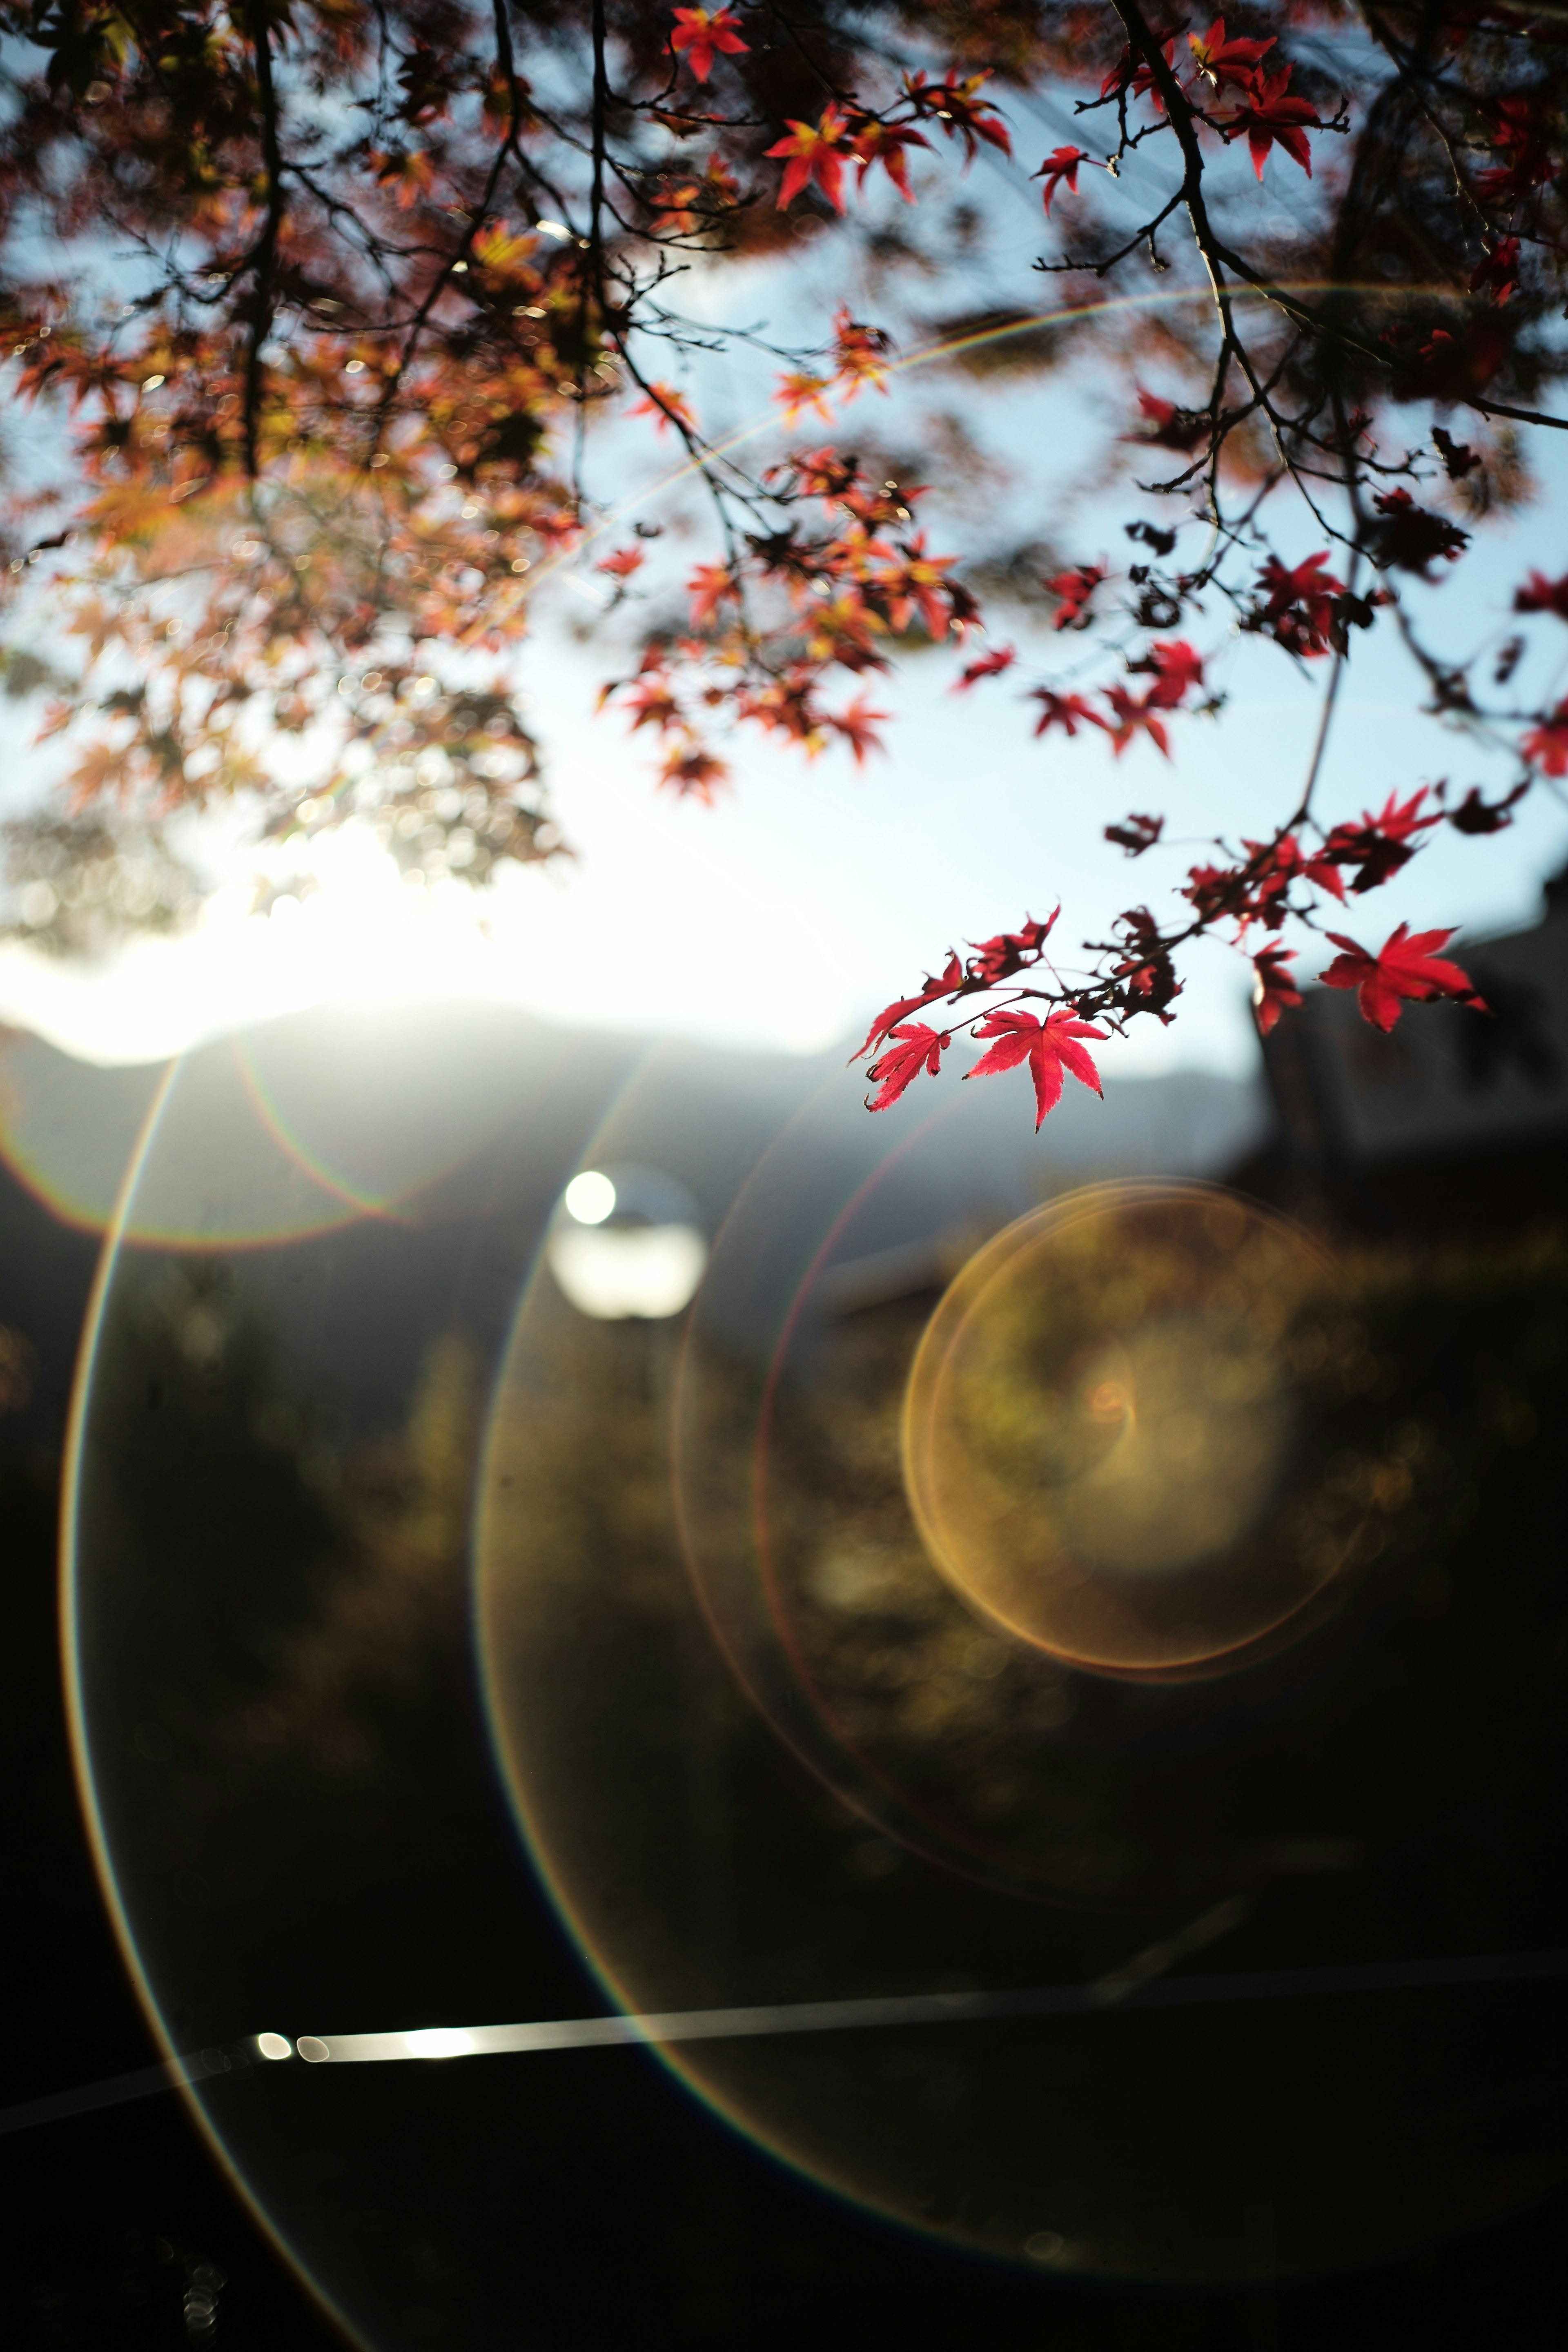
[1255, 866, 1568, 1229]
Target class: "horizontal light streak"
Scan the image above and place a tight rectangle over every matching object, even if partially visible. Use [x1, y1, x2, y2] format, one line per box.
[7, 1937, 1567, 2136]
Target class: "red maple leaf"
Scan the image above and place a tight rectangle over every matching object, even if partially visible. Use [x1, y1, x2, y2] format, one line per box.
[1523, 702, 1568, 775]
[1471, 235, 1521, 305]
[1127, 388, 1209, 452]
[1319, 924, 1481, 1032]
[952, 644, 1016, 690]
[902, 72, 1012, 161]
[1369, 489, 1469, 579]
[1102, 685, 1173, 758]
[596, 545, 645, 579]
[1228, 65, 1322, 180]
[865, 1021, 949, 1111]
[1256, 551, 1344, 655]
[1432, 425, 1480, 480]
[831, 307, 895, 398]
[629, 381, 697, 435]
[967, 909, 1058, 986]
[1449, 782, 1529, 834]
[1515, 571, 1568, 622]
[1256, 831, 1347, 913]
[1187, 18, 1276, 92]
[1046, 563, 1104, 630]
[965, 1008, 1106, 1129]
[1034, 146, 1085, 216]
[1138, 637, 1204, 706]
[773, 370, 834, 425]
[1321, 786, 1441, 893]
[767, 107, 851, 212]
[1107, 812, 1163, 855]
[686, 562, 735, 626]
[853, 950, 964, 1061]
[617, 673, 682, 734]
[657, 742, 730, 802]
[1030, 688, 1106, 739]
[668, 7, 747, 82]
[831, 694, 889, 765]
[1101, 34, 1176, 109]
[1251, 944, 1301, 1035]
[846, 117, 930, 202]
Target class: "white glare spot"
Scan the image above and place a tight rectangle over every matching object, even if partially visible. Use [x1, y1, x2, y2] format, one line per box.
[537, 219, 568, 239]
[141, 374, 165, 391]
[256, 2032, 293, 2061]
[564, 1170, 616, 1225]
[550, 1224, 707, 1321]
[296, 2036, 331, 2064]
[405, 2027, 478, 2060]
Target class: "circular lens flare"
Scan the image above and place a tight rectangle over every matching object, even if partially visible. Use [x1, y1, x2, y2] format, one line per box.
[905, 1185, 1350, 1677]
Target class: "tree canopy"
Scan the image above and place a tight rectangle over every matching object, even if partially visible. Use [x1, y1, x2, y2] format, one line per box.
[0, 1, 1565, 1117]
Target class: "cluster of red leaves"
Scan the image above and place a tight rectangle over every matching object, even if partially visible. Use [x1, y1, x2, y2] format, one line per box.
[1023, 636, 1206, 760]
[765, 71, 1011, 215]
[857, 911, 1109, 1125]
[1088, 18, 1325, 183]
[0, 0, 1565, 1132]
[601, 444, 980, 793]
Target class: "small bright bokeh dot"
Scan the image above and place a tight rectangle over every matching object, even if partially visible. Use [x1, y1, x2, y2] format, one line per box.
[563, 1169, 616, 1225]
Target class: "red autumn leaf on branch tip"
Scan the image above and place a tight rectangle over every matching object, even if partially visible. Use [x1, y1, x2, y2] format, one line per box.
[1188, 18, 1276, 93]
[848, 118, 930, 203]
[1471, 235, 1521, 305]
[1522, 702, 1568, 775]
[902, 71, 1012, 161]
[1251, 944, 1301, 1035]
[774, 371, 834, 425]
[1369, 489, 1468, 579]
[831, 695, 890, 764]
[967, 910, 1058, 986]
[831, 308, 895, 397]
[595, 546, 644, 579]
[1046, 564, 1104, 630]
[657, 742, 730, 802]
[767, 107, 851, 212]
[1106, 812, 1163, 855]
[1031, 688, 1106, 739]
[1035, 146, 1086, 216]
[1515, 571, 1568, 621]
[1228, 64, 1323, 180]
[853, 950, 964, 1062]
[1127, 389, 1209, 452]
[1138, 638, 1204, 707]
[1103, 686, 1172, 758]
[965, 1008, 1106, 1129]
[1319, 924, 1482, 1033]
[686, 561, 736, 626]
[952, 644, 1016, 690]
[629, 381, 697, 436]
[616, 672, 682, 734]
[1321, 786, 1441, 893]
[1449, 782, 1529, 834]
[668, 8, 747, 82]
[1255, 551, 1344, 655]
[865, 1021, 949, 1111]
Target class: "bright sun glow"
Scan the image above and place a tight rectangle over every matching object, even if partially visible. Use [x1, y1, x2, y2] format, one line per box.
[564, 1170, 616, 1224]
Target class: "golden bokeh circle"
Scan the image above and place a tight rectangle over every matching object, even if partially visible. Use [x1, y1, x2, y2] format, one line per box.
[904, 1183, 1354, 1676]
